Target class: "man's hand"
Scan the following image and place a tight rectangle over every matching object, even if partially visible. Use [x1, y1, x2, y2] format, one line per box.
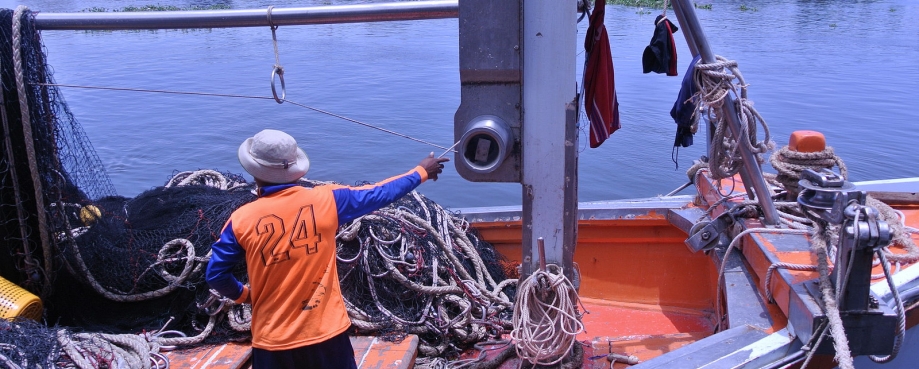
[420, 152, 450, 181]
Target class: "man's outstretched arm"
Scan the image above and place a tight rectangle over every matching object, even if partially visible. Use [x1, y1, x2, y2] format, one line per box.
[333, 154, 448, 224]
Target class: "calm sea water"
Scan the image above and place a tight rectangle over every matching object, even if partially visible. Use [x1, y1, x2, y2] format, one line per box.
[4, 0, 918, 208]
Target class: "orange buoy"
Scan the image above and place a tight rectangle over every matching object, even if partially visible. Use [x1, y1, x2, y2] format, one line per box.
[788, 130, 826, 153]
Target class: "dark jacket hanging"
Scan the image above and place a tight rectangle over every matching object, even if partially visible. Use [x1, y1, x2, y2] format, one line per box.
[642, 15, 679, 76]
[671, 55, 701, 148]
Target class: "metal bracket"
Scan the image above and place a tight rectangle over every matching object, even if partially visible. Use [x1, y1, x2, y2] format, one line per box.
[685, 211, 735, 253]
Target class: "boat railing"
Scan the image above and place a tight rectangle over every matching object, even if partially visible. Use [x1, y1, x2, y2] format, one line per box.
[32, 0, 458, 30]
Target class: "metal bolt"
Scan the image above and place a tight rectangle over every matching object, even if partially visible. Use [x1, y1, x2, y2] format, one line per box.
[701, 231, 712, 241]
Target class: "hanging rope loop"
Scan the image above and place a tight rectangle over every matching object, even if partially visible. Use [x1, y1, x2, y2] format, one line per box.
[267, 5, 285, 104]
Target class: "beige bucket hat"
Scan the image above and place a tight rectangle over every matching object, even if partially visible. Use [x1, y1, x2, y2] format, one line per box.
[238, 129, 310, 184]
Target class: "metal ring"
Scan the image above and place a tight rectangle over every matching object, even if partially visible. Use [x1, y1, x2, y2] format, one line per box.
[270, 66, 285, 104]
[150, 352, 170, 369]
[205, 299, 227, 316]
[154, 330, 187, 338]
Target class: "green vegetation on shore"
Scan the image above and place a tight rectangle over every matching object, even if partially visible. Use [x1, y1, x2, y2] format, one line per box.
[82, 4, 231, 12]
[605, 0, 713, 11]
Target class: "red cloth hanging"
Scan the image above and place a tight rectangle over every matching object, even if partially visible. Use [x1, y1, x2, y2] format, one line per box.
[583, 0, 620, 148]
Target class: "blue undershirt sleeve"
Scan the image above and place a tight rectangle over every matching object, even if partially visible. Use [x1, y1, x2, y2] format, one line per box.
[206, 221, 245, 300]
[333, 171, 422, 224]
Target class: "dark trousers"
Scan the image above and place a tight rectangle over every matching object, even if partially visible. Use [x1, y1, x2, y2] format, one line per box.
[252, 331, 358, 369]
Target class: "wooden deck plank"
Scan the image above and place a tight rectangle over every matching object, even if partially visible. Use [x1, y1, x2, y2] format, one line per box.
[162, 335, 419, 369]
[353, 335, 419, 369]
[163, 342, 251, 369]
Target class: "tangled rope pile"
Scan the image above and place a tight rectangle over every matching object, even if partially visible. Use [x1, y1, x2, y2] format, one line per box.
[694, 55, 774, 180]
[337, 190, 515, 357]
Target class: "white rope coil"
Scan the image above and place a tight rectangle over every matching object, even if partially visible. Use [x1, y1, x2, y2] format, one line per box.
[510, 264, 584, 366]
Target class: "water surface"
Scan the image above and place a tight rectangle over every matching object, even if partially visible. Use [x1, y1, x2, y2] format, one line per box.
[6, 0, 919, 208]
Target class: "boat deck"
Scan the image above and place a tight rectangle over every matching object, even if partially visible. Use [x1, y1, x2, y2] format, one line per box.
[464, 298, 713, 368]
[164, 335, 419, 369]
[162, 297, 713, 369]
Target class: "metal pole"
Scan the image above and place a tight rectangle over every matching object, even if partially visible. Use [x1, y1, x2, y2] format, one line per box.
[33, 0, 458, 31]
[671, 0, 779, 225]
[520, 0, 578, 280]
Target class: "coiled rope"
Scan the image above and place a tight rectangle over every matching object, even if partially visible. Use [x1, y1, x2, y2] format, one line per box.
[695, 55, 774, 180]
[57, 330, 162, 369]
[509, 264, 584, 366]
[164, 169, 249, 190]
[769, 145, 847, 198]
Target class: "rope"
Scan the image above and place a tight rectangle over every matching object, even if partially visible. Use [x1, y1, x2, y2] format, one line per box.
[510, 264, 584, 366]
[0, 351, 23, 369]
[37, 82, 454, 152]
[805, 214, 854, 369]
[61, 226, 199, 302]
[764, 262, 817, 304]
[337, 191, 514, 357]
[770, 146, 919, 265]
[715, 227, 809, 331]
[868, 196, 919, 265]
[59, 170, 237, 302]
[695, 55, 774, 180]
[704, 123, 914, 366]
[164, 169, 248, 190]
[58, 330, 161, 369]
[12, 5, 53, 297]
[868, 251, 906, 363]
[267, 5, 286, 104]
[769, 145, 847, 197]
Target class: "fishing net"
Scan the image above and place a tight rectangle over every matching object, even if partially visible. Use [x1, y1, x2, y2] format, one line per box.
[0, 6, 518, 364]
[0, 6, 117, 299]
[0, 319, 61, 369]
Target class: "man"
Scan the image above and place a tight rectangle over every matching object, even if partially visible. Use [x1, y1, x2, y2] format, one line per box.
[206, 129, 448, 368]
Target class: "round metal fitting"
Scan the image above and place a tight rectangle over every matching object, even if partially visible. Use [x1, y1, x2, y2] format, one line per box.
[796, 178, 855, 210]
[459, 115, 513, 174]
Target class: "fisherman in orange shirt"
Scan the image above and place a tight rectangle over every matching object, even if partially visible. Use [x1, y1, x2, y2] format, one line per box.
[206, 129, 448, 368]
